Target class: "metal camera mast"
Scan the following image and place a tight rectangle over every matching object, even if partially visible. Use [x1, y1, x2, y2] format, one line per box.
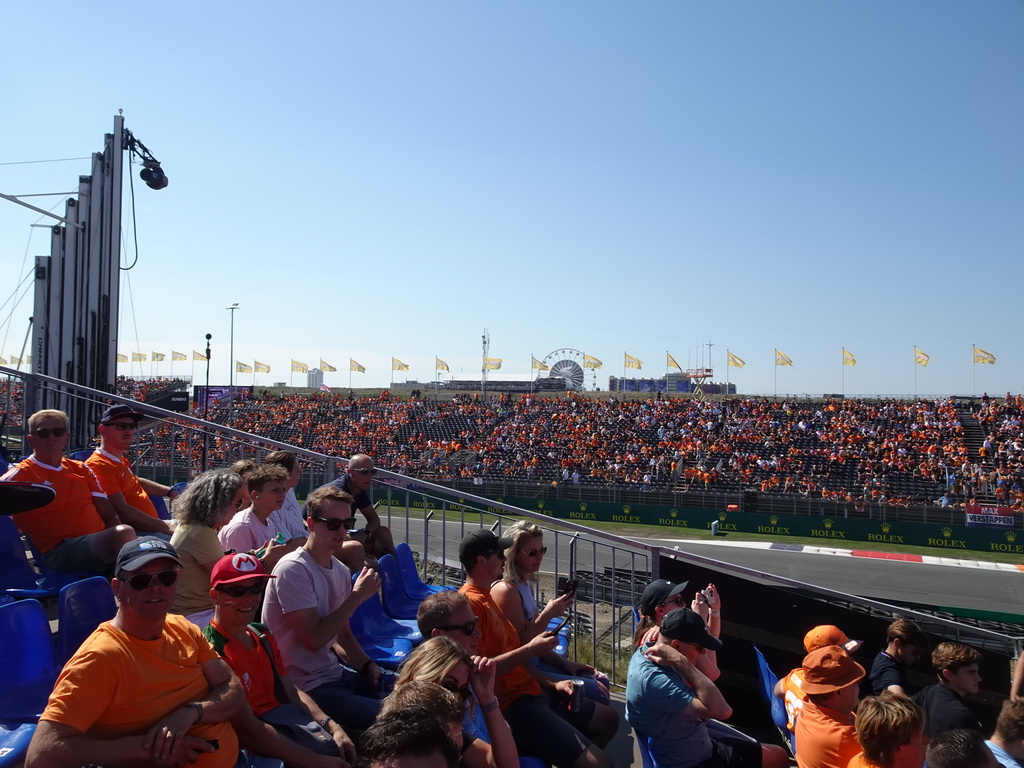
[0, 114, 167, 433]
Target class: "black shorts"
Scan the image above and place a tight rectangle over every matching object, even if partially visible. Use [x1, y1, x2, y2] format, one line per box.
[700, 737, 763, 768]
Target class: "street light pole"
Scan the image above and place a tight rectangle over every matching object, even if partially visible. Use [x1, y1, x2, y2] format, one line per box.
[227, 303, 239, 429]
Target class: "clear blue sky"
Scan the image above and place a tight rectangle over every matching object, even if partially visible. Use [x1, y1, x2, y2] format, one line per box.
[2, 1, 1022, 397]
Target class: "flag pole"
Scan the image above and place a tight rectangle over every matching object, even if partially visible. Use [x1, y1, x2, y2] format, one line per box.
[726, 349, 730, 393]
[841, 348, 845, 396]
[774, 348, 778, 397]
[972, 344, 975, 397]
[913, 345, 917, 398]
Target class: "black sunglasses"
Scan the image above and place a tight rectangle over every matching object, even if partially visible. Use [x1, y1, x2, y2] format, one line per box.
[217, 582, 267, 598]
[524, 547, 548, 557]
[442, 681, 472, 700]
[104, 421, 137, 431]
[436, 617, 479, 636]
[350, 467, 377, 476]
[313, 516, 350, 531]
[121, 569, 179, 591]
[32, 427, 67, 439]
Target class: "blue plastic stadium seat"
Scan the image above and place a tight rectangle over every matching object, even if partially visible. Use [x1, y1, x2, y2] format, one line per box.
[57, 575, 117, 664]
[0, 723, 37, 767]
[69, 450, 93, 462]
[376, 555, 424, 620]
[753, 644, 795, 753]
[149, 493, 170, 520]
[395, 542, 453, 598]
[0, 516, 86, 600]
[635, 728, 658, 768]
[353, 589, 423, 644]
[0, 599, 60, 724]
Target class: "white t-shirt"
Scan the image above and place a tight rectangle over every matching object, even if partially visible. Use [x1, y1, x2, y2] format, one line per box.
[268, 488, 307, 540]
[261, 547, 351, 691]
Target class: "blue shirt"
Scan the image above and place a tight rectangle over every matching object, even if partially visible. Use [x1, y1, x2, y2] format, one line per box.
[986, 740, 1021, 768]
[625, 644, 709, 768]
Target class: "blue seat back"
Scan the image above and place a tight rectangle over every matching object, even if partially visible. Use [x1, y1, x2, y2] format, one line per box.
[69, 450, 93, 462]
[376, 555, 423, 620]
[395, 542, 448, 597]
[0, 599, 60, 724]
[635, 728, 658, 768]
[58, 576, 117, 664]
[0, 516, 46, 595]
[149, 493, 170, 520]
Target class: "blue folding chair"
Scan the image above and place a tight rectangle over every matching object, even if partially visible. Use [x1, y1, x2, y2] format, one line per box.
[57, 575, 117, 664]
[395, 542, 453, 598]
[149, 493, 170, 520]
[753, 644, 795, 754]
[0, 516, 86, 600]
[376, 555, 424, 620]
[0, 598, 60, 724]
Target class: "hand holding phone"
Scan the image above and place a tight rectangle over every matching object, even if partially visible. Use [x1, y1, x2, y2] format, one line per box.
[562, 579, 578, 597]
[551, 615, 571, 635]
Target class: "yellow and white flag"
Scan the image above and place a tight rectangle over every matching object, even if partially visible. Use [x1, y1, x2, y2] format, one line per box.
[973, 346, 996, 365]
[666, 352, 681, 371]
[727, 352, 745, 368]
[392, 357, 410, 372]
[9, 356, 21, 365]
[132, 352, 146, 362]
[25, 355, 31, 364]
[842, 349, 857, 367]
[436, 357, 449, 372]
[291, 360, 308, 373]
[0, 356, 6, 365]
[532, 356, 549, 371]
[320, 359, 338, 373]
[583, 354, 603, 369]
[152, 352, 166, 362]
[483, 357, 502, 371]
[350, 358, 365, 373]
[172, 351, 187, 362]
[915, 347, 929, 367]
[254, 361, 271, 373]
[236, 361, 253, 374]
[775, 349, 793, 367]
[116, 353, 128, 363]
[194, 350, 208, 362]
[624, 353, 643, 370]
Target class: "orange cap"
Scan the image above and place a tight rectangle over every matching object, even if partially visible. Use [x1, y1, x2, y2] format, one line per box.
[803, 624, 863, 654]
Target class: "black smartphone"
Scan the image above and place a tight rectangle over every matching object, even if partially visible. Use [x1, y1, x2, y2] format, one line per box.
[551, 615, 571, 635]
[204, 739, 220, 751]
[562, 579, 578, 596]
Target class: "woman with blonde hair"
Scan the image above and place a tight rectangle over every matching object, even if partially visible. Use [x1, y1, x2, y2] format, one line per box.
[169, 469, 247, 626]
[396, 637, 518, 768]
[490, 520, 611, 703]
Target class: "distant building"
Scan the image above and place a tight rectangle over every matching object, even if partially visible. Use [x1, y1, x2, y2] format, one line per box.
[307, 367, 323, 389]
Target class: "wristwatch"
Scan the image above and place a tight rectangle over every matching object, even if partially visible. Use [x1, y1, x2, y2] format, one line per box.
[183, 702, 204, 723]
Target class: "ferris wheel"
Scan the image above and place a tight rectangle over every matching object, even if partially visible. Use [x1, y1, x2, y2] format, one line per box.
[540, 348, 587, 391]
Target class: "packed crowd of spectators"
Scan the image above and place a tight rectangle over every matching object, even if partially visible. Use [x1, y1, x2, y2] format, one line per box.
[5, 375, 1023, 508]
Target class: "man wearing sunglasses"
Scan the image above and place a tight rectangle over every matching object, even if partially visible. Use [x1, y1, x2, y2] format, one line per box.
[85, 404, 177, 539]
[1, 408, 136, 573]
[309, 454, 396, 570]
[457, 529, 618, 768]
[262, 485, 384, 735]
[205, 553, 354, 767]
[26, 537, 243, 768]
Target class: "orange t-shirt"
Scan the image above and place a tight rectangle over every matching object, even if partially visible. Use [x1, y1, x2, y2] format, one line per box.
[1, 457, 107, 552]
[85, 449, 159, 519]
[460, 582, 540, 710]
[41, 614, 237, 768]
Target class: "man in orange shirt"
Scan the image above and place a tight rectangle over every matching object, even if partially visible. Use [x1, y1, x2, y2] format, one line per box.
[794, 646, 865, 768]
[25, 537, 243, 768]
[1, 409, 135, 572]
[85, 404, 176, 538]
[776, 624, 863, 734]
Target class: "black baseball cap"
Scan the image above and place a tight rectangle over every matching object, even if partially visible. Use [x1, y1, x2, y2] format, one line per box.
[459, 529, 513, 564]
[116, 536, 182, 574]
[639, 579, 689, 618]
[100, 404, 145, 425]
[660, 607, 723, 651]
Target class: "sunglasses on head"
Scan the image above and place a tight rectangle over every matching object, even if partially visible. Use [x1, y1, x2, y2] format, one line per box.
[350, 467, 377, 476]
[121, 569, 179, 591]
[313, 516, 350, 531]
[104, 421, 137, 431]
[524, 546, 548, 557]
[436, 617, 479, 636]
[217, 582, 267, 598]
[32, 427, 67, 439]
[661, 595, 685, 608]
